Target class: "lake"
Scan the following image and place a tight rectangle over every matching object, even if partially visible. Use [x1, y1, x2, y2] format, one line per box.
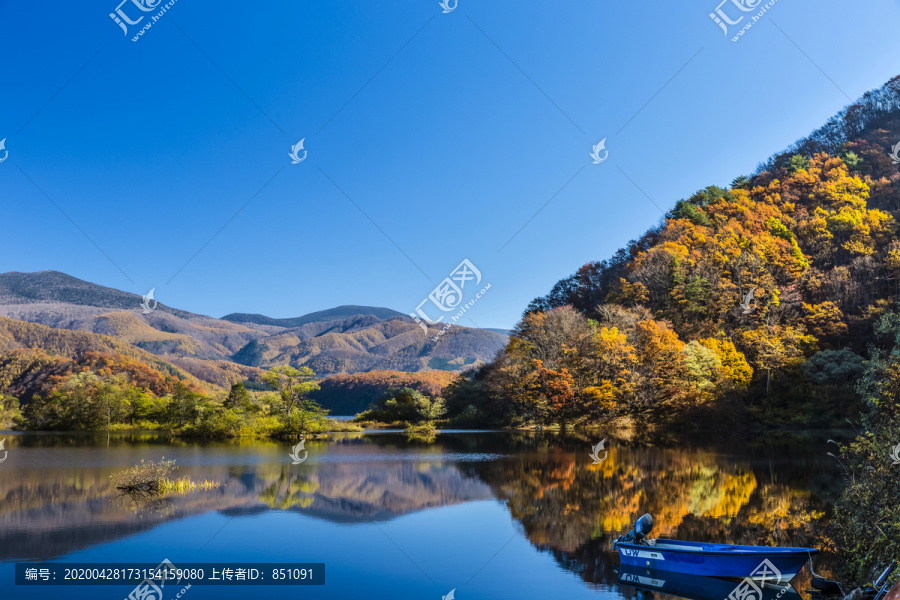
[0, 429, 844, 599]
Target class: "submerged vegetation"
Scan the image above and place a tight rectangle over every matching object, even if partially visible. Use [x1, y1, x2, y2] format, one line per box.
[111, 458, 178, 496]
[110, 458, 220, 515]
[158, 477, 221, 495]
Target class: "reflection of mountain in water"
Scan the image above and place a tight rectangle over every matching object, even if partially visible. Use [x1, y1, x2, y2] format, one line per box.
[0, 437, 493, 560]
[0, 431, 840, 579]
[258, 462, 492, 522]
[0, 468, 251, 561]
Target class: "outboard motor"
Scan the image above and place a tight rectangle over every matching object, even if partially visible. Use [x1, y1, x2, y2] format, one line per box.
[616, 513, 654, 546]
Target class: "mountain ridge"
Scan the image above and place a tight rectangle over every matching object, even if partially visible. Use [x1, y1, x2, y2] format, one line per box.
[0, 271, 507, 377]
[221, 305, 408, 328]
[0, 271, 195, 318]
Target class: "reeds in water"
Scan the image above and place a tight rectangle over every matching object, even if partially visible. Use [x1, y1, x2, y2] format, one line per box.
[158, 477, 221, 495]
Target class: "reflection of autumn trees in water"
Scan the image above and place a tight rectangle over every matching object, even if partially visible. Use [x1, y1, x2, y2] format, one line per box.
[258, 466, 319, 510]
[467, 434, 832, 584]
[0, 431, 838, 580]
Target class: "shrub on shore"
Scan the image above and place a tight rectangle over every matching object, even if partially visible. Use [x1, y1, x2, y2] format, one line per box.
[831, 309, 900, 584]
[354, 387, 446, 425]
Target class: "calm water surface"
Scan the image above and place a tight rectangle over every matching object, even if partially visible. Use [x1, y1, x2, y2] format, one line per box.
[0, 430, 843, 599]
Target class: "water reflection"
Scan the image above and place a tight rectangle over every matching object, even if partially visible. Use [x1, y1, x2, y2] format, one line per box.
[0, 430, 842, 594]
[617, 565, 803, 600]
[463, 431, 838, 587]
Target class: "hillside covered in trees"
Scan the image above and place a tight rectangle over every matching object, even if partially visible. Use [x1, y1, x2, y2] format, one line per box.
[438, 76, 900, 581]
[0, 316, 222, 396]
[309, 370, 458, 415]
[445, 75, 900, 430]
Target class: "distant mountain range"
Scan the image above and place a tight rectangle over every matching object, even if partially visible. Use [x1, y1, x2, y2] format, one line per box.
[0, 271, 508, 389]
[222, 305, 407, 328]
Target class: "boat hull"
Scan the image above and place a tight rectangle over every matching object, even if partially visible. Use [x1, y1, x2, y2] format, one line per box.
[615, 539, 816, 582]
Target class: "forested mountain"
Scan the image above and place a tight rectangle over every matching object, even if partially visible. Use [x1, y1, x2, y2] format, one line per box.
[0, 316, 226, 399]
[0, 271, 190, 315]
[448, 75, 900, 429]
[0, 271, 272, 361]
[0, 272, 506, 377]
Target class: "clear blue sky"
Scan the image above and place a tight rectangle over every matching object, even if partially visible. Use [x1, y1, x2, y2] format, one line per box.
[1, 0, 898, 329]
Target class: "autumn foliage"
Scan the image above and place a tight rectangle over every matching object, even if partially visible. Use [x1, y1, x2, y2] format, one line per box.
[452, 75, 900, 428]
[310, 370, 458, 415]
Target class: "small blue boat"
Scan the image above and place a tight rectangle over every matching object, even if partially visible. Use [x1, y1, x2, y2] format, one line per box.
[614, 514, 818, 582]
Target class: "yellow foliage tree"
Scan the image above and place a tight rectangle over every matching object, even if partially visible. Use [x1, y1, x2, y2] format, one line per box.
[699, 337, 753, 390]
